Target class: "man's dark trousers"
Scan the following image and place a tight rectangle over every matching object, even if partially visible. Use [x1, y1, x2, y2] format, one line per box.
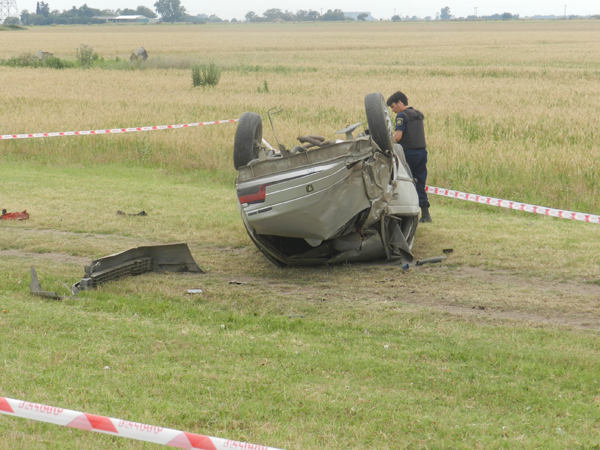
[404, 148, 429, 208]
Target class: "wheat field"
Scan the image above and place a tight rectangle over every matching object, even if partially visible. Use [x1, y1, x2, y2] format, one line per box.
[1, 20, 600, 211]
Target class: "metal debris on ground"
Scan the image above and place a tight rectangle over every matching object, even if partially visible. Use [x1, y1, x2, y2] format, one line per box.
[415, 256, 447, 266]
[116, 210, 147, 216]
[187, 288, 203, 294]
[442, 248, 454, 254]
[1, 210, 29, 220]
[228, 280, 244, 285]
[29, 266, 68, 300]
[28, 244, 203, 299]
[73, 243, 203, 292]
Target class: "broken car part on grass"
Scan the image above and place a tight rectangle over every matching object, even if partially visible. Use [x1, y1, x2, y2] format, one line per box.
[116, 210, 147, 216]
[1, 210, 29, 220]
[233, 92, 420, 267]
[29, 243, 203, 299]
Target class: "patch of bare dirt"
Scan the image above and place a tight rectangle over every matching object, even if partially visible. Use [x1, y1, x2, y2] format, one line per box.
[452, 265, 600, 297]
[427, 303, 600, 330]
[213, 256, 600, 331]
[4, 238, 600, 331]
[0, 250, 90, 266]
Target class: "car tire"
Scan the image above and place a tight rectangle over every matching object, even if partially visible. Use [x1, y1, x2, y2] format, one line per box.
[364, 92, 394, 153]
[234, 112, 263, 170]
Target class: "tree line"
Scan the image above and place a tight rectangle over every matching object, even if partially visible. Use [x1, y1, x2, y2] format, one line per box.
[20, 2, 157, 25]
[244, 9, 349, 22]
[16, 3, 352, 25]
[12, 1, 575, 26]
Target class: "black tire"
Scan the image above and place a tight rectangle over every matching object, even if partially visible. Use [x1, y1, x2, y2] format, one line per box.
[364, 92, 394, 153]
[233, 112, 263, 170]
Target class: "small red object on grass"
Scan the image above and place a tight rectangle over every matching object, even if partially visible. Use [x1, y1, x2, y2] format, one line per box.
[1, 210, 29, 220]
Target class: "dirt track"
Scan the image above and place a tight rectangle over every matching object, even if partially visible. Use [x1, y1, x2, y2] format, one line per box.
[4, 240, 600, 332]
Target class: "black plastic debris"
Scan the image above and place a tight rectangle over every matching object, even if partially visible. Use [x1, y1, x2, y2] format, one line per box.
[116, 210, 147, 216]
[415, 256, 447, 266]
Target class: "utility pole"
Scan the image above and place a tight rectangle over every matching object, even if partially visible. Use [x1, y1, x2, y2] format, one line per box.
[0, 0, 19, 22]
[564, 4, 567, 19]
[474, 7, 478, 17]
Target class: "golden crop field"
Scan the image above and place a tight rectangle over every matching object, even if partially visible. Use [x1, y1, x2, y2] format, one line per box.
[1, 20, 600, 211]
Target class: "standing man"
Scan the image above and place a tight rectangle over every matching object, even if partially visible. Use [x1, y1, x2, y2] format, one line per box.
[386, 91, 431, 223]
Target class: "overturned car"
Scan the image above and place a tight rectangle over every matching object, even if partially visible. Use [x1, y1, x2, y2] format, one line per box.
[233, 93, 420, 267]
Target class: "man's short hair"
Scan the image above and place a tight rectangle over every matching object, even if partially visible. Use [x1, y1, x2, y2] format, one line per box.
[386, 91, 408, 107]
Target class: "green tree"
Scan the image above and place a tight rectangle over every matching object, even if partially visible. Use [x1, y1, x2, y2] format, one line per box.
[440, 6, 451, 20]
[295, 9, 308, 20]
[3, 16, 20, 25]
[357, 13, 368, 21]
[263, 8, 282, 21]
[77, 4, 100, 18]
[154, 0, 187, 22]
[136, 5, 157, 18]
[36, 1, 50, 17]
[321, 9, 347, 21]
[306, 10, 320, 20]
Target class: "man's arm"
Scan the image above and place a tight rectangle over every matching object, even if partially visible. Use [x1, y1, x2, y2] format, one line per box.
[393, 112, 405, 143]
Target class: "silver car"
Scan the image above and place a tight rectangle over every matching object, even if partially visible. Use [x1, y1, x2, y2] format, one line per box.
[233, 93, 420, 267]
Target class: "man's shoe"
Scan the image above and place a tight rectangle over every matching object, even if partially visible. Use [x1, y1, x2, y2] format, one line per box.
[419, 206, 432, 223]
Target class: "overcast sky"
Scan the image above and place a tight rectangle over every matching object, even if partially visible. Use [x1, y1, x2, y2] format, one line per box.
[18, 0, 599, 20]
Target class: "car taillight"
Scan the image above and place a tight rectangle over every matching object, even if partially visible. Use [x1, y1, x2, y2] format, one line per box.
[237, 184, 268, 204]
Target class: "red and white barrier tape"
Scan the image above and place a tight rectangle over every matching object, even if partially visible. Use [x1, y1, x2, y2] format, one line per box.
[426, 185, 600, 224]
[0, 397, 283, 450]
[0, 119, 238, 140]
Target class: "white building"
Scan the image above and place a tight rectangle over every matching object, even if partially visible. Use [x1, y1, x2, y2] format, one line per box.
[93, 15, 159, 24]
[344, 12, 378, 21]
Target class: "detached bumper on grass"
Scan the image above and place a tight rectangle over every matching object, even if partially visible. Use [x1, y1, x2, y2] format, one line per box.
[29, 243, 203, 298]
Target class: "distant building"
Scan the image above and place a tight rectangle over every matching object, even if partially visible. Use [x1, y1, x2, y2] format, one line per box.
[93, 16, 117, 22]
[93, 15, 159, 23]
[344, 12, 378, 21]
[113, 15, 150, 23]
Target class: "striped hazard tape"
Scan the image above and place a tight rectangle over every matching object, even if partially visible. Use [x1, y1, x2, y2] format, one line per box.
[426, 185, 600, 224]
[0, 119, 238, 140]
[259, 137, 598, 225]
[0, 397, 283, 450]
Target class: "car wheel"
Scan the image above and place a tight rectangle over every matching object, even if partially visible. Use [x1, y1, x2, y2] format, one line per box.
[364, 92, 394, 153]
[233, 112, 263, 170]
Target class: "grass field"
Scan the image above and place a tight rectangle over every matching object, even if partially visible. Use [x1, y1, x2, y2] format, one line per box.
[1, 21, 600, 449]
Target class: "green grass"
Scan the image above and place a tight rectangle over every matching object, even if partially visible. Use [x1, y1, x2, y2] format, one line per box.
[0, 24, 26, 31]
[2, 286, 600, 449]
[1, 162, 600, 449]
